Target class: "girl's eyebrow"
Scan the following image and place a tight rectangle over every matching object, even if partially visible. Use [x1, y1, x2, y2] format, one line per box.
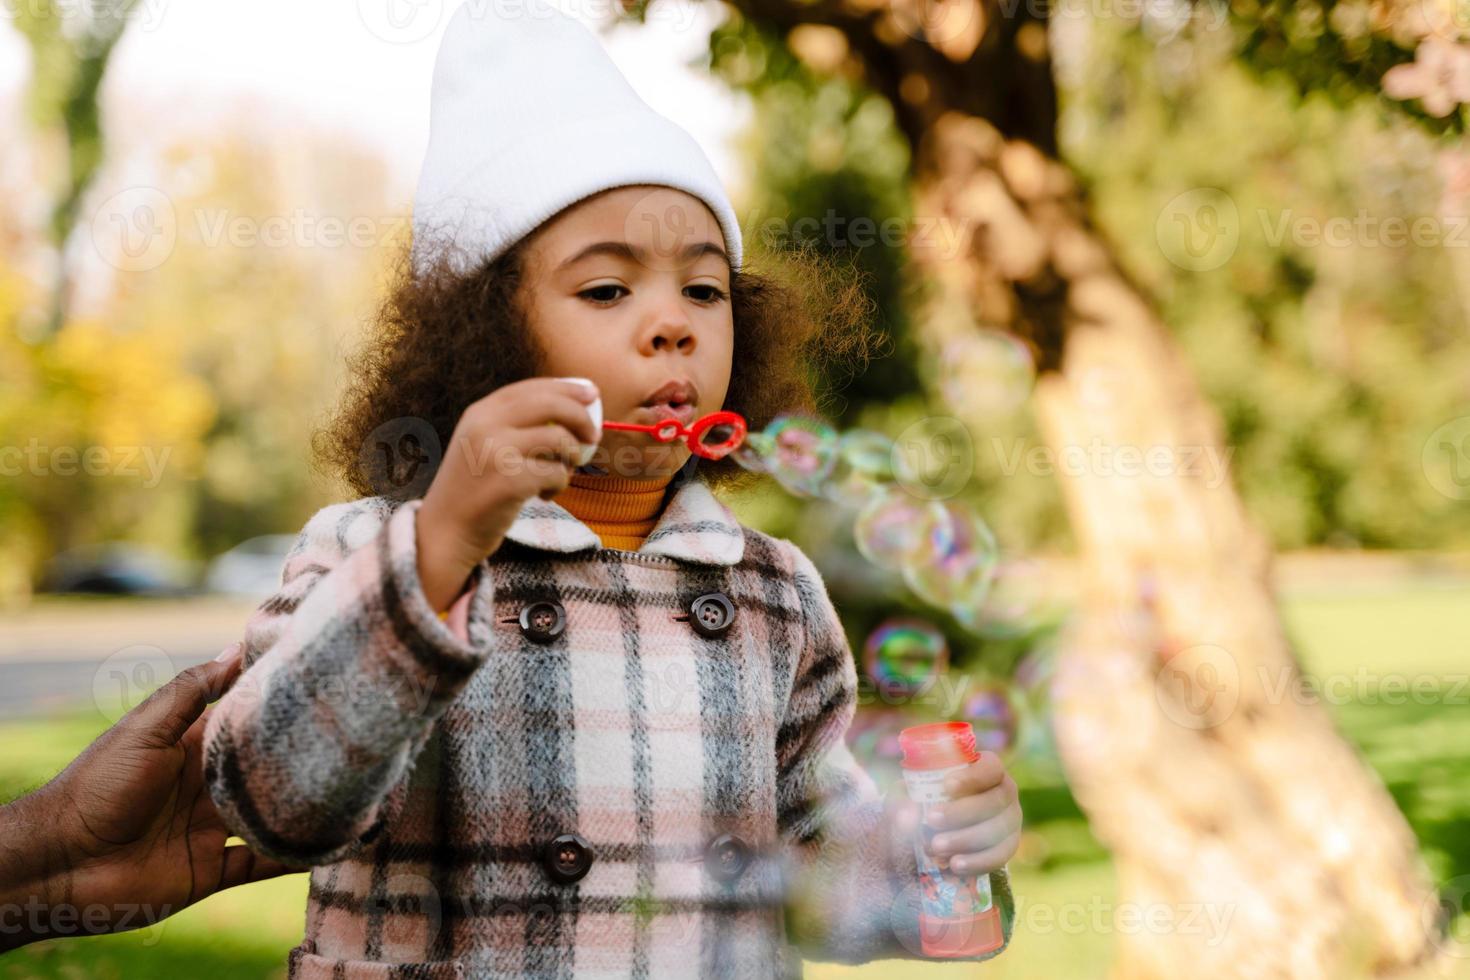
[557, 240, 730, 272]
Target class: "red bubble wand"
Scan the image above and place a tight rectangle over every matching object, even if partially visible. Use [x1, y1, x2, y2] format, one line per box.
[602, 410, 747, 460]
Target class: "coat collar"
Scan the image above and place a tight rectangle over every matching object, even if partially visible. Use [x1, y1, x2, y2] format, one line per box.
[501, 478, 745, 566]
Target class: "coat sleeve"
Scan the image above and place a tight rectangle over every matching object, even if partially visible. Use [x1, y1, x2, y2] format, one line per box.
[774, 538, 927, 964]
[202, 496, 490, 868]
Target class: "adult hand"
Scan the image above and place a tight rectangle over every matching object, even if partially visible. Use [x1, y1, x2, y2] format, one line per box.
[0, 642, 302, 952]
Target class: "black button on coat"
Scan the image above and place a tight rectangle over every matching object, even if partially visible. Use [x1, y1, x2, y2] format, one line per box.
[543, 832, 594, 884]
[518, 599, 566, 642]
[687, 591, 736, 638]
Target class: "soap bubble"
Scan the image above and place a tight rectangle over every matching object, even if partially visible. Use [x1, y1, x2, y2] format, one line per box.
[763, 415, 838, 498]
[957, 683, 1018, 753]
[730, 413, 1060, 654]
[863, 617, 950, 699]
[838, 429, 897, 479]
[1012, 697, 1059, 769]
[892, 415, 973, 501]
[1013, 647, 1057, 704]
[847, 707, 909, 769]
[901, 501, 999, 610]
[729, 428, 775, 473]
[952, 556, 1055, 638]
[853, 484, 943, 566]
[820, 429, 896, 510]
[938, 329, 1036, 420]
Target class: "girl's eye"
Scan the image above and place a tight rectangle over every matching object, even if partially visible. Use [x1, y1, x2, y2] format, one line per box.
[686, 284, 730, 304]
[577, 284, 729, 305]
[579, 285, 627, 304]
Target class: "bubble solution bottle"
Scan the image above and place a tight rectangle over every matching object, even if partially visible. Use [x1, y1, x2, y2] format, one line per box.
[897, 720, 1013, 959]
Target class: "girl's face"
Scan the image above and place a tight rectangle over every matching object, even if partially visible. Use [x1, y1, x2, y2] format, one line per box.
[519, 185, 734, 480]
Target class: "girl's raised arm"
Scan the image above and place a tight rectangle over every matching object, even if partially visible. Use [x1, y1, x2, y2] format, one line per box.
[201, 496, 490, 868]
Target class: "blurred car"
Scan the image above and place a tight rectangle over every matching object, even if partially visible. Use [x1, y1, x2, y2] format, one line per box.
[204, 534, 298, 599]
[42, 543, 200, 596]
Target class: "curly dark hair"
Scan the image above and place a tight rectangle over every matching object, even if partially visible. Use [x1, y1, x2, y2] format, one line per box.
[312, 217, 887, 502]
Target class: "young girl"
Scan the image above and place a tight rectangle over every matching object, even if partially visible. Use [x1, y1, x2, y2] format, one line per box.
[202, 3, 1021, 977]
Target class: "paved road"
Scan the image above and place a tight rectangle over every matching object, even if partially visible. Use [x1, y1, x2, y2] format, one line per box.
[0, 597, 260, 721]
[4, 552, 1468, 723]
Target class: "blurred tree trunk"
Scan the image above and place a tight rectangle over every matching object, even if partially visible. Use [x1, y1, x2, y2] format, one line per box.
[11, 0, 139, 336]
[713, 0, 1446, 974]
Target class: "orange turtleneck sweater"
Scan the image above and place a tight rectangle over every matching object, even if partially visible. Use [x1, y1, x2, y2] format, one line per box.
[549, 468, 676, 552]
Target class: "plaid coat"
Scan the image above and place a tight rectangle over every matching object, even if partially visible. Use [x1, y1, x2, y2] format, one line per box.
[202, 477, 932, 979]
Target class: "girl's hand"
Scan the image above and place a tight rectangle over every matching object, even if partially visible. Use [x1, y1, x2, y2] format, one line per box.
[889, 751, 1022, 877]
[416, 376, 602, 611]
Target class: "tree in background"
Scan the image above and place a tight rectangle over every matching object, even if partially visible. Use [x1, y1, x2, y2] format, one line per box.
[4, 1, 1468, 967]
[0, 126, 395, 597]
[10, 0, 142, 337]
[606, 0, 1467, 973]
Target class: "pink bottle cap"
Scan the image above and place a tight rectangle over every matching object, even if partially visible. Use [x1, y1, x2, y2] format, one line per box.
[898, 721, 980, 770]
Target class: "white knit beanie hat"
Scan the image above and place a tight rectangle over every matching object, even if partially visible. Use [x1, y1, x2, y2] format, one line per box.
[411, 0, 744, 278]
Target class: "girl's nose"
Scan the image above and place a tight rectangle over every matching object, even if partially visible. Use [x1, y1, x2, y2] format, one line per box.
[645, 317, 695, 354]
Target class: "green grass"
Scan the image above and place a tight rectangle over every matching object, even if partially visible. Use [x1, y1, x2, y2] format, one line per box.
[1, 876, 309, 980]
[1281, 585, 1470, 889]
[3, 584, 1469, 978]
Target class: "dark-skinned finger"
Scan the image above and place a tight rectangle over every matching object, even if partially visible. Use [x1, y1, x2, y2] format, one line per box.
[217, 844, 304, 893]
[178, 701, 217, 757]
[121, 653, 243, 750]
